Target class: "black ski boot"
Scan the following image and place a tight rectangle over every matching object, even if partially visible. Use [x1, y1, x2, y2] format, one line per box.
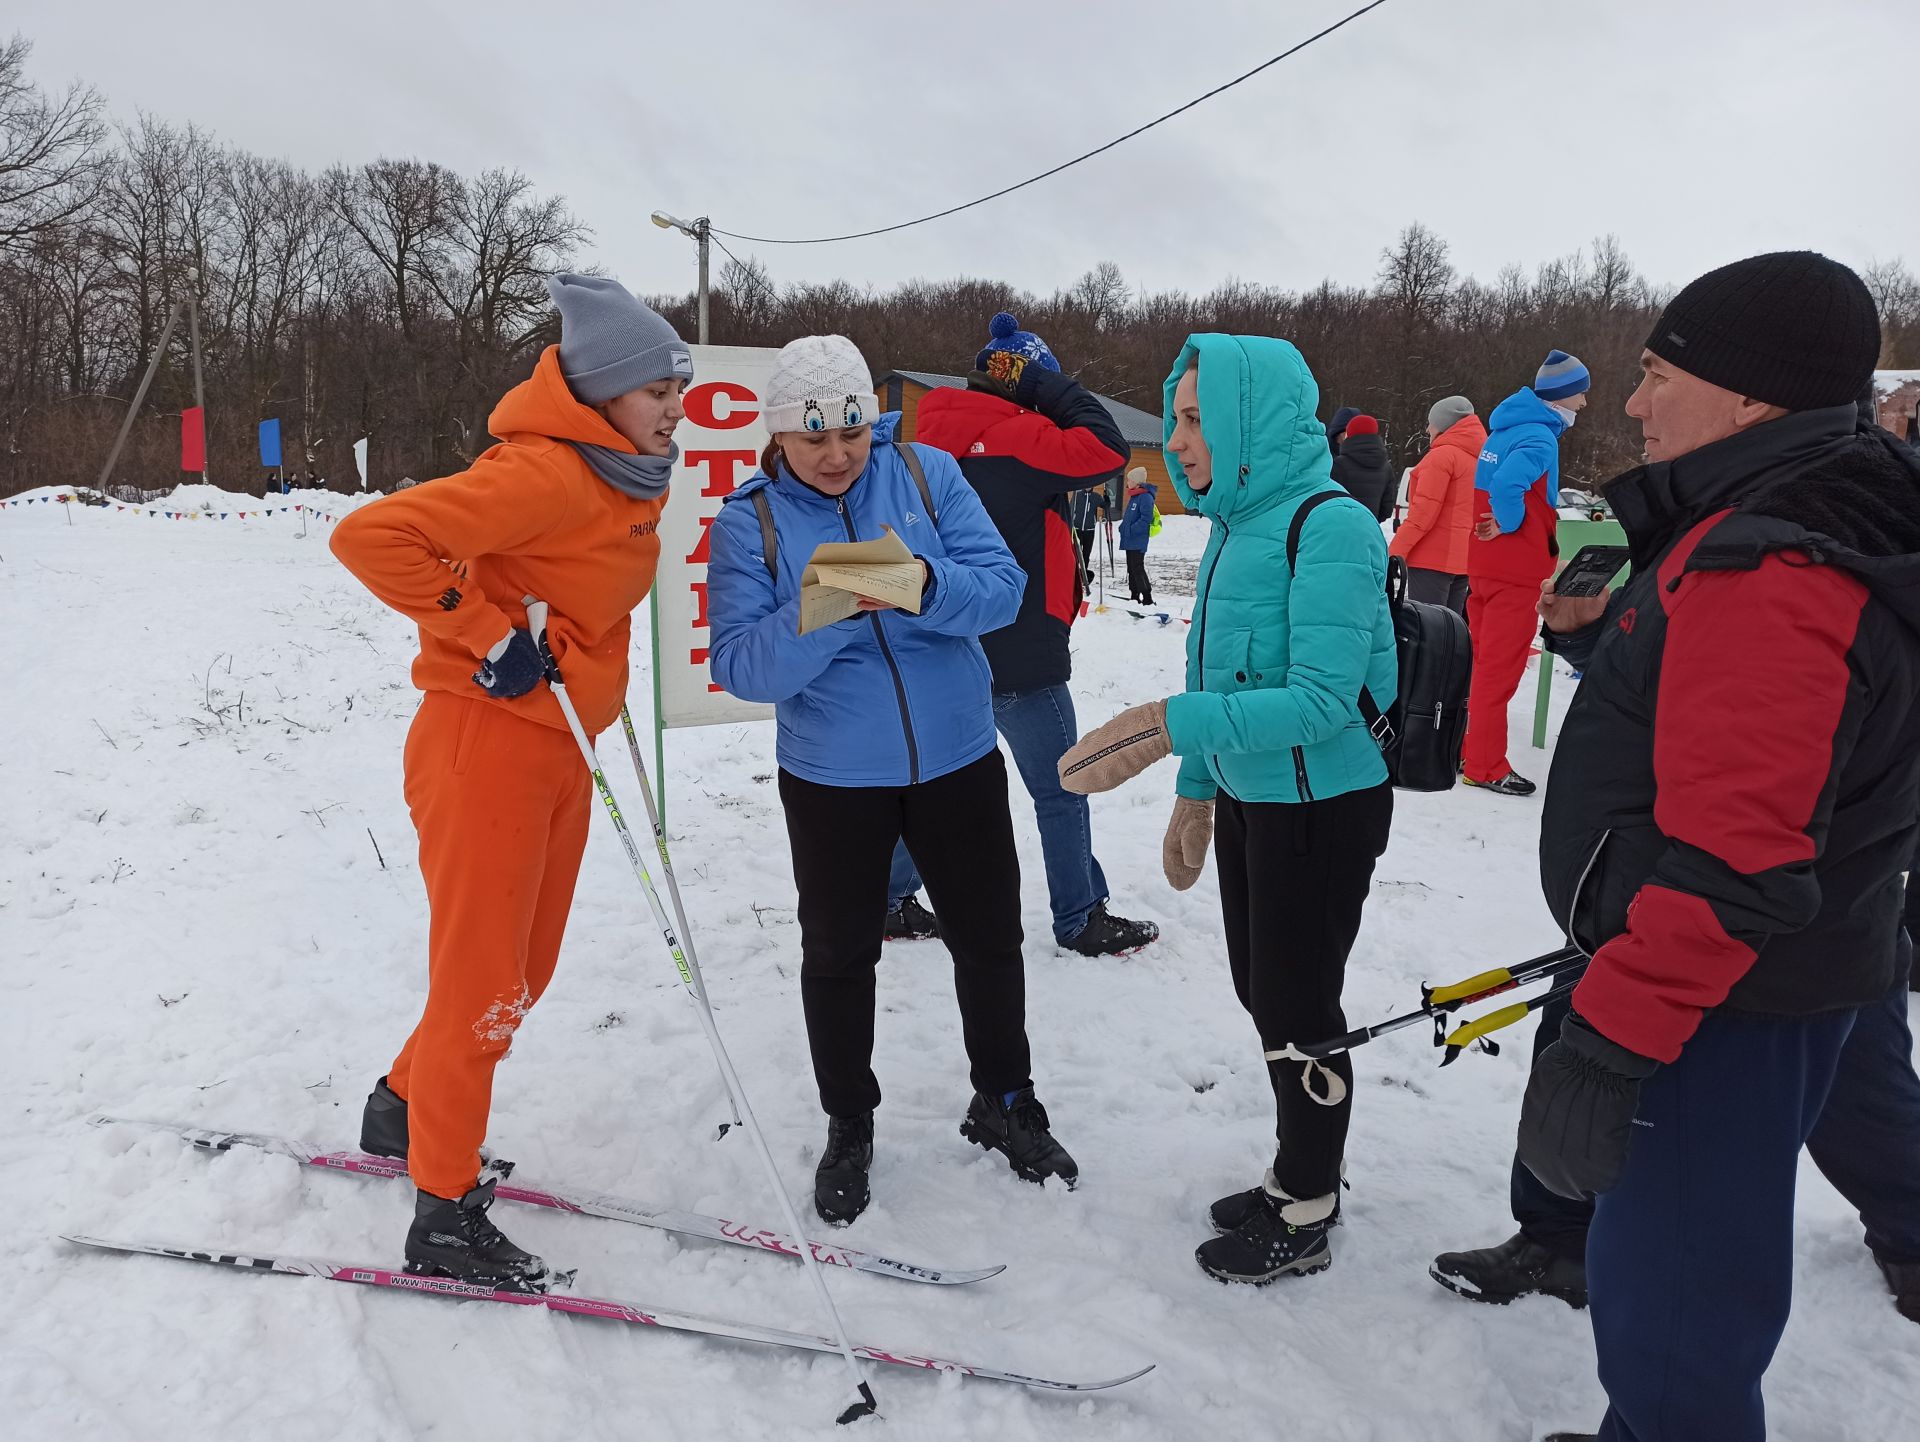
[960, 1088, 1078, 1187]
[1195, 1186, 1335, 1284]
[814, 1112, 874, 1226]
[360, 1075, 409, 1159]
[883, 896, 941, 941]
[1430, 1231, 1589, 1308]
[1210, 1168, 1343, 1235]
[1061, 902, 1160, 957]
[405, 1178, 553, 1292]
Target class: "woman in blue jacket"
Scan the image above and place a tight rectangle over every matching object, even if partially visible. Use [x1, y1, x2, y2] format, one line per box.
[1117, 471, 1158, 604]
[1060, 334, 1396, 1285]
[707, 334, 1079, 1225]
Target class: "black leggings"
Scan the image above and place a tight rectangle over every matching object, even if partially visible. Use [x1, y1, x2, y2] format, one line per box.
[1215, 783, 1393, 1199]
[779, 750, 1032, 1118]
[1125, 550, 1152, 603]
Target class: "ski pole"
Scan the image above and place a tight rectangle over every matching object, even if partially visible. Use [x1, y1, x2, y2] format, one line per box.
[617, 703, 743, 1139]
[1436, 970, 1586, 1065]
[523, 598, 877, 1426]
[1293, 945, 1586, 1060]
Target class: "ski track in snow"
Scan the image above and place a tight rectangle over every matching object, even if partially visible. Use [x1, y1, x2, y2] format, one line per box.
[3, 506, 1915, 1440]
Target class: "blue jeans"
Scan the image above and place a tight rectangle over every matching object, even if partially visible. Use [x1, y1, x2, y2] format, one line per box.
[1512, 937, 1920, 1266]
[888, 683, 1107, 943]
[1590, 1007, 1856, 1442]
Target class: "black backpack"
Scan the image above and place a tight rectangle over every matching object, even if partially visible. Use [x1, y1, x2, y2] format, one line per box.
[1287, 490, 1472, 792]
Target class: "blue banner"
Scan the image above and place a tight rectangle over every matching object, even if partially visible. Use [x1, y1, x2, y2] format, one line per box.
[258, 418, 282, 468]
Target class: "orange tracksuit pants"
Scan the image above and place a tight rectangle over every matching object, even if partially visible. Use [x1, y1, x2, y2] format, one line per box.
[386, 692, 591, 1199]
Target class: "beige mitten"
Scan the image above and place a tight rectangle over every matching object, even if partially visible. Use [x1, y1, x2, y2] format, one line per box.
[1162, 795, 1215, 891]
[1058, 699, 1171, 794]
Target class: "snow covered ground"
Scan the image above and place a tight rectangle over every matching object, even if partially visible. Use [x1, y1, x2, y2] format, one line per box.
[4, 499, 1915, 1441]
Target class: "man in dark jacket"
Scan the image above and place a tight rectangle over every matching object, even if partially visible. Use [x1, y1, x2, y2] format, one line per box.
[1329, 413, 1394, 520]
[1489, 252, 1920, 1441]
[891, 313, 1158, 956]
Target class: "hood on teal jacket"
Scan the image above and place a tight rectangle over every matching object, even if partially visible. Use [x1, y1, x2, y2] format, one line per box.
[1160, 334, 1397, 804]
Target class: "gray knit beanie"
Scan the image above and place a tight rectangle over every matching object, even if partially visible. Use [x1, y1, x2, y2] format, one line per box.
[545, 273, 692, 405]
[1428, 395, 1475, 433]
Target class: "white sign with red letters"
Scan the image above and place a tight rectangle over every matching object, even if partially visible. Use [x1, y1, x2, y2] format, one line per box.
[651, 345, 779, 729]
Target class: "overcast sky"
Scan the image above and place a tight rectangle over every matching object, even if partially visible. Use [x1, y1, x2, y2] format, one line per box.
[13, 0, 1913, 303]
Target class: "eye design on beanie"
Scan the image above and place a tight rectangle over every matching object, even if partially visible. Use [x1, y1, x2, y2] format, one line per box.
[803, 400, 827, 433]
[841, 395, 864, 427]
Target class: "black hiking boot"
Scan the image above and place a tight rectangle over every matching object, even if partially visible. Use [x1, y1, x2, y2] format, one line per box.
[960, 1088, 1078, 1187]
[1195, 1187, 1335, 1285]
[883, 895, 941, 941]
[405, 1178, 554, 1292]
[1462, 770, 1538, 797]
[814, 1112, 874, 1227]
[360, 1075, 409, 1159]
[1061, 902, 1159, 957]
[1878, 1254, 1920, 1325]
[1430, 1231, 1589, 1308]
[1210, 1168, 1345, 1235]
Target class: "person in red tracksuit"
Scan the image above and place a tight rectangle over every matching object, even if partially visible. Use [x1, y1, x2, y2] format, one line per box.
[1460, 350, 1590, 795]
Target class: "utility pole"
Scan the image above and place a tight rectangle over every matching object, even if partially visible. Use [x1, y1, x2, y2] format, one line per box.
[186, 270, 208, 484]
[651, 210, 711, 344]
[94, 298, 184, 494]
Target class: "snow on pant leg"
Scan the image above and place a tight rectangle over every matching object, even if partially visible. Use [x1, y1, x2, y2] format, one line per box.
[993, 683, 1105, 943]
[1804, 933, 1920, 1264]
[1461, 578, 1540, 783]
[390, 694, 588, 1200]
[901, 750, 1034, 1100]
[886, 838, 922, 911]
[1588, 1008, 1856, 1442]
[1220, 785, 1393, 1200]
[778, 768, 899, 1118]
[1509, 991, 1597, 1261]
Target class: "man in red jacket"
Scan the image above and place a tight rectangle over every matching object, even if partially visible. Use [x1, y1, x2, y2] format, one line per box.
[1511, 253, 1920, 1441]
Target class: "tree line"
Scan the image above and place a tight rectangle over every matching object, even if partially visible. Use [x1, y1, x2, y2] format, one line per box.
[3, 35, 1916, 498]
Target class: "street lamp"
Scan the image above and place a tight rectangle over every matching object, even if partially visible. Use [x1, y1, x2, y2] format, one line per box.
[651, 210, 710, 345]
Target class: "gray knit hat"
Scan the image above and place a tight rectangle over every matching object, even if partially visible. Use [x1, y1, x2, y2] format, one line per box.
[1428, 395, 1475, 433]
[545, 273, 692, 405]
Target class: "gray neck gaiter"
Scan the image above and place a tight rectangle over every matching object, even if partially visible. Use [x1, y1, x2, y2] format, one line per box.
[572, 439, 676, 499]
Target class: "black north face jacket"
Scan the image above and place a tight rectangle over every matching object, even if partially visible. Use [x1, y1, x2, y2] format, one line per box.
[1539, 407, 1920, 1062]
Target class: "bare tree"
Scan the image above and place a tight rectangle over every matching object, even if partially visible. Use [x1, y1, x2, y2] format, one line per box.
[0, 35, 106, 255]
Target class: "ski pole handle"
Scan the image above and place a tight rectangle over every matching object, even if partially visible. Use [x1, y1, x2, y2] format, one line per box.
[522, 595, 562, 684]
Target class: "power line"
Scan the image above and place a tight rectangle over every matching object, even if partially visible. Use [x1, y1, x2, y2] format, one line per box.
[709, 232, 781, 308]
[711, 1, 1389, 247]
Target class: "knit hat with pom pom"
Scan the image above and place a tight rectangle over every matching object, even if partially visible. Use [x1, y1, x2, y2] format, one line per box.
[975, 312, 1061, 375]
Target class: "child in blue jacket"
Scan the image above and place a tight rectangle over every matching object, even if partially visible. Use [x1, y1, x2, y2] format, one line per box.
[706, 334, 1080, 1225]
[1117, 470, 1158, 603]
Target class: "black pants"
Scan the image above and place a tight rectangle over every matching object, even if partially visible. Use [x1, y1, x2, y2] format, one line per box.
[1216, 783, 1393, 1199]
[779, 750, 1032, 1118]
[1125, 549, 1152, 604]
[1075, 528, 1096, 569]
[1405, 566, 1468, 615]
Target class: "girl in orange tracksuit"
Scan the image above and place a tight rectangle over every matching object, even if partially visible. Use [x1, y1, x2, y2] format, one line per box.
[330, 273, 691, 1290]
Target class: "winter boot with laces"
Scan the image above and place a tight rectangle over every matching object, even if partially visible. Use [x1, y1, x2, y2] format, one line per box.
[1429, 1231, 1589, 1308]
[1061, 902, 1160, 957]
[883, 895, 941, 941]
[814, 1111, 874, 1226]
[1209, 1165, 1344, 1235]
[359, 1075, 410, 1159]
[405, 1177, 553, 1292]
[1195, 1184, 1336, 1284]
[960, 1087, 1078, 1187]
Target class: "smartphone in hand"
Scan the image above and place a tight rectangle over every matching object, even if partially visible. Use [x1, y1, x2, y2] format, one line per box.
[1553, 544, 1631, 598]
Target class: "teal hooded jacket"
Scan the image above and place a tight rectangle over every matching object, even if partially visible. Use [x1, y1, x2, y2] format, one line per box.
[1162, 335, 1397, 804]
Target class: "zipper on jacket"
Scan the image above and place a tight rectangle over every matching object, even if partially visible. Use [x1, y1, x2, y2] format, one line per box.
[1194, 517, 1232, 796]
[840, 496, 921, 784]
[1292, 746, 1314, 802]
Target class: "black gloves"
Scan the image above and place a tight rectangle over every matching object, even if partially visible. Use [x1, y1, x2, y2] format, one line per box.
[1517, 1012, 1661, 1201]
[471, 628, 545, 699]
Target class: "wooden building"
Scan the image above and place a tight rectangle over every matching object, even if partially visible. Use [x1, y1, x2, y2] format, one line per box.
[875, 370, 1185, 515]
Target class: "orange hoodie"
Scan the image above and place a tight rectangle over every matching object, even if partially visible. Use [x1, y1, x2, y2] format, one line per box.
[330, 345, 666, 735]
[1388, 413, 1486, 578]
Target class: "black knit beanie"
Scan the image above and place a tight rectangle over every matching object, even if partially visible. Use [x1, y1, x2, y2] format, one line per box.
[1644, 251, 1881, 411]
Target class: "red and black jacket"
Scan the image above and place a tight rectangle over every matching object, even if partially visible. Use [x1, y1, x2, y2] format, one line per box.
[1539, 408, 1920, 1062]
[914, 369, 1128, 693]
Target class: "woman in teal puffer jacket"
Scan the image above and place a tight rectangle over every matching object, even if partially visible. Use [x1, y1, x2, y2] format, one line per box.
[1060, 333, 1396, 1286]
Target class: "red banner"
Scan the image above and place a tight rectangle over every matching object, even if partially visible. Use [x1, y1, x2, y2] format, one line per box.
[181, 407, 206, 471]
